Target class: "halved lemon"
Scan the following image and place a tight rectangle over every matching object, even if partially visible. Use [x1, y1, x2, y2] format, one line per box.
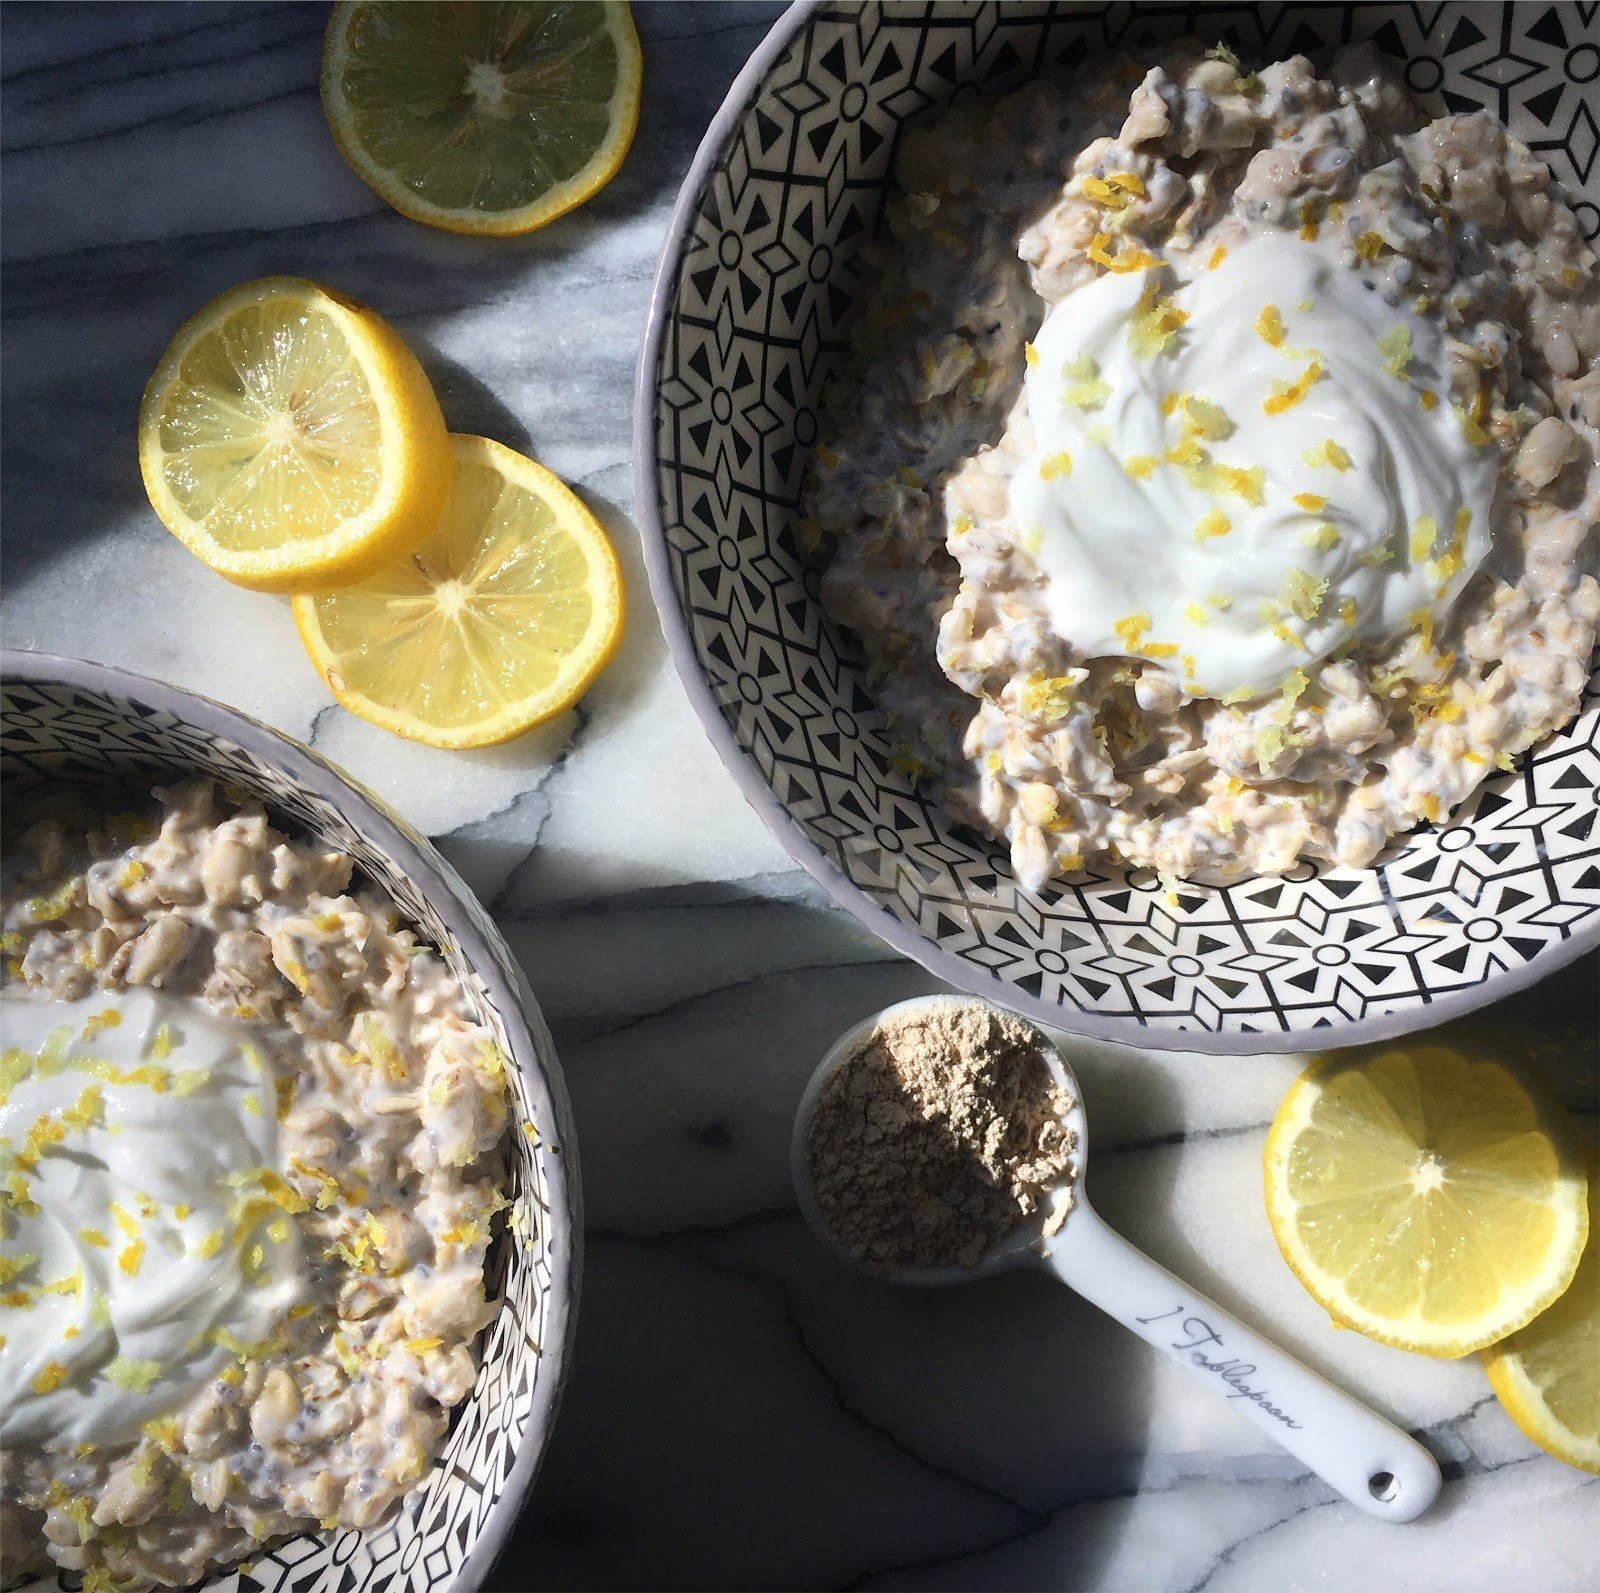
[1482, 1149, 1599, 1472]
[138, 276, 450, 592]
[320, 1, 642, 237]
[1263, 1044, 1588, 1357]
[293, 433, 624, 748]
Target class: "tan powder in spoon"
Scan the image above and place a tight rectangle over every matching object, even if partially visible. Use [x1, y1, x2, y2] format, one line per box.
[805, 1000, 1077, 1271]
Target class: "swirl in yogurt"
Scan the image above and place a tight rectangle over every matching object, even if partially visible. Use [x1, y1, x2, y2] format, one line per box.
[1007, 233, 1498, 699]
[0, 987, 303, 1447]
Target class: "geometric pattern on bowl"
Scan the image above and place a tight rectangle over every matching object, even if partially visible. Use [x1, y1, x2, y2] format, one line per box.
[637, 0, 1600, 1053]
[1, 654, 580, 1593]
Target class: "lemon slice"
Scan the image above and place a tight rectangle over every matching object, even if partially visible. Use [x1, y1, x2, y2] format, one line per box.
[1263, 1044, 1589, 1357]
[320, 1, 642, 237]
[138, 276, 450, 592]
[293, 433, 624, 748]
[1482, 1149, 1599, 1472]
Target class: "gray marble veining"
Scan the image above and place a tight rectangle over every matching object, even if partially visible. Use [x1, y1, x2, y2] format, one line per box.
[2, 5, 1595, 1590]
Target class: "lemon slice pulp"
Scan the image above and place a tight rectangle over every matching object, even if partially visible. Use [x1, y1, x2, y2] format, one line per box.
[138, 276, 450, 592]
[293, 433, 624, 748]
[321, 1, 642, 236]
[1482, 1149, 1599, 1472]
[1263, 1044, 1589, 1357]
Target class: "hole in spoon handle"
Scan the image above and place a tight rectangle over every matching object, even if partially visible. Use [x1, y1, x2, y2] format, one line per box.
[1044, 1203, 1442, 1522]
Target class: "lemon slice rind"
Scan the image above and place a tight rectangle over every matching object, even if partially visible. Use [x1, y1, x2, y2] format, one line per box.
[138, 276, 450, 592]
[292, 433, 624, 749]
[320, 1, 643, 238]
[1263, 1046, 1589, 1359]
[1481, 1150, 1599, 1473]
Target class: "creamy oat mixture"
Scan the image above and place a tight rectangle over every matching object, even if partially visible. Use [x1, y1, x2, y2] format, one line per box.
[812, 43, 1600, 887]
[0, 782, 510, 1591]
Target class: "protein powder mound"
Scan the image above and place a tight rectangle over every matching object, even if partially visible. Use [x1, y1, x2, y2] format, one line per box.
[805, 999, 1077, 1271]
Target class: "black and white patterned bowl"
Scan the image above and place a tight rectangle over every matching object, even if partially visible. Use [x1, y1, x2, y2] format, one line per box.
[635, 0, 1600, 1055]
[1, 650, 578, 1593]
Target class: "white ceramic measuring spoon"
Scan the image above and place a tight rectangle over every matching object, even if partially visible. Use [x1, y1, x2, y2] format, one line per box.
[791, 994, 1441, 1523]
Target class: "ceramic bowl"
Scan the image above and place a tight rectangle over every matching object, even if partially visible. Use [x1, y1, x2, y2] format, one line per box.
[1, 650, 579, 1593]
[635, 0, 1600, 1054]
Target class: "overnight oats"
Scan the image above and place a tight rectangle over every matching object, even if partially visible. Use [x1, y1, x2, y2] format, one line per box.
[0, 782, 510, 1591]
[810, 43, 1600, 888]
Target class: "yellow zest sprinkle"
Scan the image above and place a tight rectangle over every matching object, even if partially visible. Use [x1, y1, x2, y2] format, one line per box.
[1298, 200, 1320, 241]
[274, 1073, 296, 1122]
[103, 1357, 161, 1392]
[1298, 298, 1315, 314]
[60, 1085, 102, 1130]
[26, 880, 78, 923]
[1017, 524, 1043, 555]
[1292, 492, 1327, 512]
[1206, 593, 1233, 611]
[173, 1203, 191, 1221]
[1105, 171, 1145, 196]
[1129, 279, 1189, 356]
[169, 1067, 210, 1097]
[1453, 403, 1491, 447]
[406, 1335, 445, 1356]
[62, 1325, 79, 1340]
[1207, 245, 1228, 271]
[1194, 509, 1232, 542]
[118, 1239, 145, 1277]
[195, 1229, 223, 1260]
[1419, 388, 1438, 410]
[242, 1093, 261, 1117]
[1089, 231, 1160, 274]
[1123, 454, 1157, 480]
[950, 512, 974, 538]
[1376, 324, 1412, 381]
[110, 1202, 140, 1239]
[0, 1251, 38, 1287]
[90, 1290, 111, 1328]
[79, 1226, 110, 1248]
[1082, 174, 1136, 209]
[1183, 460, 1265, 504]
[1181, 653, 1198, 680]
[1302, 439, 1352, 471]
[1354, 230, 1387, 262]
[1299, 524, 1341, 552]
[1020, 676, 1078, 721]
[81, 1008, 121, 1042]
[1338, 597, 1358, 626]
[1110, 612, 1178, 659]
[1264, 361, 1323, 415]
[1161, 390, 1180, 416]
[1420, 794, 1441, 823]
[1283, 568, 1329, 622]
[1024, 342, 1039, 368]
[31, 1360, 69, 1395]
[267, 1217, 291, 1244]
[1183, 602, 1210, 627]
[1039, 451, 1073, 481]
[1408, 607, 1435, 652]
[1410, 514, 1439, 561]
[1181, 395, 1233, 441]
[1061, 353, 1112, 409]
[1255, 725, 1288, 773]
[1255, 305, 1285, 348]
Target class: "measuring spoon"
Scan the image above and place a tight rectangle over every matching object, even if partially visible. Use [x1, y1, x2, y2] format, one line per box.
[790, 995, 1441, 1523]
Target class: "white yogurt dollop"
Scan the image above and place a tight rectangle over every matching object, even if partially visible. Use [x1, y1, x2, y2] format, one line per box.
[1008, 233, 1497, 699]
[0, 987, 303, 1446]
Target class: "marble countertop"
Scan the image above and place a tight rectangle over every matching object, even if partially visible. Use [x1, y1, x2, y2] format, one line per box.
[2, 4, 1595, 1589]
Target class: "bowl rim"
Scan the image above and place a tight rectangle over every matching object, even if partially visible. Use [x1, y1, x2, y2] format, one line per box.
[631, 0, 1600, 1056]
[0, 647, 579, 1593]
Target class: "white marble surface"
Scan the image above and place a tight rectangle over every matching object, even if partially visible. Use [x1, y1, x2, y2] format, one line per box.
[2, 5, 1596, 1590]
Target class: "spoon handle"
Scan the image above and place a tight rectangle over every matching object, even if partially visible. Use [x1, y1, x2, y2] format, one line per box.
[1043, 1201, 1440, 1522]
